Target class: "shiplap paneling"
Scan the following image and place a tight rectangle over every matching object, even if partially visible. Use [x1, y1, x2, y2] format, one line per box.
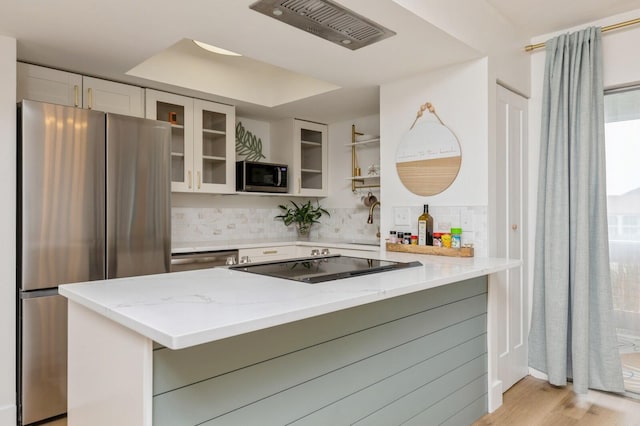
[153, 277, 487, 394]
[153, 277, 488, 425]
[203, 326, 487, 425]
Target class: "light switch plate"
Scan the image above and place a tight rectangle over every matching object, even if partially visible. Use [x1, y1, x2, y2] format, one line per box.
[393, 207, 411, 226]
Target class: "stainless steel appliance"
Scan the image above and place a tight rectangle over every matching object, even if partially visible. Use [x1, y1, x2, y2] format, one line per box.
[171, 250, 239, 272]
[235, 160, 288, 193]
[17, 100, 171, 425]
[230, 255, 421, 283]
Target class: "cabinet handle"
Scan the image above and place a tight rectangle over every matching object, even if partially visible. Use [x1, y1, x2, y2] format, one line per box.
[73, 85, 79, 107]
[197, 171, 201, 189]
[511, 224, 518, 231]
[298, 178, 301, 194]
[87, 87, 93, 109]
[262, 250, 277, 255]
[188, 171, 192, 189]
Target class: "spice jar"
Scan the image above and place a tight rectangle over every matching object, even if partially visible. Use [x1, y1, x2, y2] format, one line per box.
[410, 235, 418, 245]
[433, 232, 442, 247]
[451, 228, 462, 248]
[389, 230, 397, 244]
[403, 233, 411, 244]
[441, 232, 452, 248]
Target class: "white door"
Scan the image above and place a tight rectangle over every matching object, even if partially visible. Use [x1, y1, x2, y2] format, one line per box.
[83, 76, 144, 117]
[495, 84, 529, 392]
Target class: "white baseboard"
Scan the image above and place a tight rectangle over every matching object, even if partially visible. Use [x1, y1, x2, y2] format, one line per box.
[0, 404, 16, 426]
[528, 367, 548, 380]
[487, 379, 503, 413]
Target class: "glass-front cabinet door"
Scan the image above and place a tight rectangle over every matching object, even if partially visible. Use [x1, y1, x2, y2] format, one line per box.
[145, 90, 194, 192]
[294, 119, 328, 196]
[145, 90, 235, 193]
[193, 99, 235, 193]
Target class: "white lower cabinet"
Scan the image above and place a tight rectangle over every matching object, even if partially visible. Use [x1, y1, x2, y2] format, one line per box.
[296, 246, 377, 258]
[240, 245, 377, 264]
[238, 245, 297, 263]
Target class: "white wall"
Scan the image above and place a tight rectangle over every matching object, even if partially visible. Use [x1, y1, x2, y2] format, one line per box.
[379, 58, 489, 243]
[393, 0, 530, 97]
[527, 8, 640, 318]
[0, 35, 16, 426]
[235, 116, 271, 162]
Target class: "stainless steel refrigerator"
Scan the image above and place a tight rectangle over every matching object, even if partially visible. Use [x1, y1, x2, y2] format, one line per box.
[17, 100, 171, 425]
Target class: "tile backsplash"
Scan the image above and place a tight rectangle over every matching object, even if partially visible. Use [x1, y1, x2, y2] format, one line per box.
[172, 205, 487, 256]
[172, 207, 381, 243]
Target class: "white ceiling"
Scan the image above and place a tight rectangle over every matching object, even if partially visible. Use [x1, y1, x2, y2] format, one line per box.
[486, 0, 640, 36]
[3, 0, 640, 123]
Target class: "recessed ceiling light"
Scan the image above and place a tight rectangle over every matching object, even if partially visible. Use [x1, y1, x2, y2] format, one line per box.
[193, 40, 241, 56]
[341, 39, 352, 45]
[272, 8, 283, 16]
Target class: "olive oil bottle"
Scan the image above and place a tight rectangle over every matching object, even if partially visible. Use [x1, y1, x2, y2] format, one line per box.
[417, 204, 433, 245]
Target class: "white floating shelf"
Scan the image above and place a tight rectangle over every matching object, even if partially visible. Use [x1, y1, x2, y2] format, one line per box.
[346, 138, 380, 146]
[202, 128, 225, 135]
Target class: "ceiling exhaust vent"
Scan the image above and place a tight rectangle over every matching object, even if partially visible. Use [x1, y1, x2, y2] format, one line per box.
[250, 0, 396, 50]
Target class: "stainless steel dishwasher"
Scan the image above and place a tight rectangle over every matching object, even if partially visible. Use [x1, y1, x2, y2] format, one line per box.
[170, 250, 239, 272]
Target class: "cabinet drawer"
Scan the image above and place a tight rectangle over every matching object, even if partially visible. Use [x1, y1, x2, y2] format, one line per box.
[297, 246, 379, 258]
[239, 246, 297, 263]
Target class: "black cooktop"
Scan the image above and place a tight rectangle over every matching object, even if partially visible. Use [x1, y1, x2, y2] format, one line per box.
[230, 255, 422, 283]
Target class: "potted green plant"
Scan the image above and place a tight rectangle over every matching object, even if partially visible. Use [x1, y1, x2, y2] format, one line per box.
[275, 200, 330, 238]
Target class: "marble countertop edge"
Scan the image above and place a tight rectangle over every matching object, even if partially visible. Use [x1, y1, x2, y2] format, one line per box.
[60, 256, 521, 350]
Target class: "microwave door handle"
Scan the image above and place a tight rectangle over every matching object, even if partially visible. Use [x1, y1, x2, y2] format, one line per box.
[276, 168, 282, 187]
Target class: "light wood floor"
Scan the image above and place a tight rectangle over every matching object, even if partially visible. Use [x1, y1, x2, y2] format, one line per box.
[474, 376, 640, 425]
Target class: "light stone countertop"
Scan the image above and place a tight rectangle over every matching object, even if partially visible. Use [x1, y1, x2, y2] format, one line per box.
[59, 251, 520, 350]
[171, 238, 382, 253]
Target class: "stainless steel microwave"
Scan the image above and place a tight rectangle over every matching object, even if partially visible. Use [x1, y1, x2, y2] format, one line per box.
[236, 161, 288, 193]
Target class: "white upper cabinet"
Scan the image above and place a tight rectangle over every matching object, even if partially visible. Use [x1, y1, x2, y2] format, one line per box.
[17, 62, 82, 107]
[17, 63, 144, 117]
[82, 76, 144, 117]
[146, 90, 194, 193]
[272, 119, 328, 196]
[193, 99, 236, 194]
[145, 89, 235, 194]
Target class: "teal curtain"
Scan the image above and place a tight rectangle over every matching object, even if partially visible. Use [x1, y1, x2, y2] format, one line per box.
[528, 26, 624, 394]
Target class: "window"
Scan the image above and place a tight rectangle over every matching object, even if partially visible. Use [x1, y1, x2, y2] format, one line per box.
[604, 87, 640, 395]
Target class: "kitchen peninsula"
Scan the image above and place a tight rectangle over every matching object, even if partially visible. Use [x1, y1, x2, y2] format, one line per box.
[59, 251, 519, 426]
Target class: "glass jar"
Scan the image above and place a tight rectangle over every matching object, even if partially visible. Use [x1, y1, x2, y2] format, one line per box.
[451, 228, 462, 248]
[433, 232, 442, 247]
[441, 233, 452, 248]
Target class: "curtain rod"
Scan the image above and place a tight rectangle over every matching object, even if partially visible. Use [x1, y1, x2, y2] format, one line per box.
[524, 17, 640, 52]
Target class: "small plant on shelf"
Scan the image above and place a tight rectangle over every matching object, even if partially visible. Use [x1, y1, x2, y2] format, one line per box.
[275, 200, 330, 238]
